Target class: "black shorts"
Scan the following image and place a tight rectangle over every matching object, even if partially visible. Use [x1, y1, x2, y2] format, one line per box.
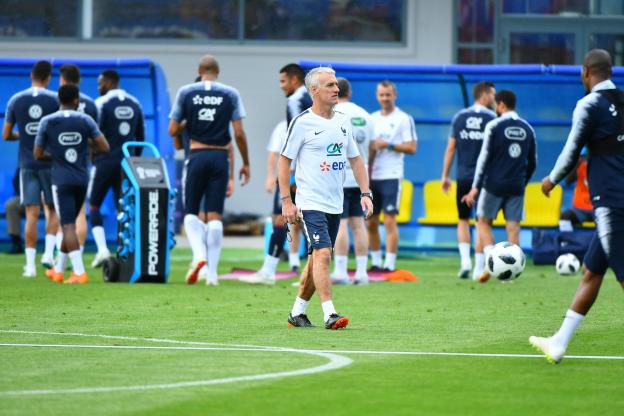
[184, 149, 229, 215]
[88, 161, 122, 210]
[371, 179, 400, 215]
[272, 182, 297, 216]
[300, 210, 340, 254]
[52, 184, 87, 226]
[456, 179, 474, 220]
[584, 207, 624, 282]
[341, 187, 363, 219]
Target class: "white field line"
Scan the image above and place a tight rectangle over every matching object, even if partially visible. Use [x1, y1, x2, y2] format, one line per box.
[0, 330, 352, 396]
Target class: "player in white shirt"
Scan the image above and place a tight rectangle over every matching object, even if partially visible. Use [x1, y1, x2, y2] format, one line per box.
[280, 67, 373, 329]
[331, 77, 375, 285]
[368, 80, 417, 272]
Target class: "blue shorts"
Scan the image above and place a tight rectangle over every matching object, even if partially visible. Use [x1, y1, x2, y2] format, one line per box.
[371, 179, 401, 215]
[52, 184, 87, 226]
[184, 149, 229, 215]
[300, 210, 340, 254]
[477, 188, 524, 222]
[20, 168, 53, 206]
[341, 187, 363, 219]
[88, 161, 122, 210]
[583, 207, 624, 282]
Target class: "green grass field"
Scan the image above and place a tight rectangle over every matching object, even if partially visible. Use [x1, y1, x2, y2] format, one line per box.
[1, 247, 623, 416]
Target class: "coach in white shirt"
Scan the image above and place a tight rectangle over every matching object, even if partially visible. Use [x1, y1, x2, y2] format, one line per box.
[279, 67, 373, 330]
[368, 80, 417, 272]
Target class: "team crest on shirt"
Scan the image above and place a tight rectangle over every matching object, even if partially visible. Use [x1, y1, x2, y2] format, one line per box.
[119, 122, 131, 136]
[508, 143, 522, 158]
[326, 142, 343, 156]
[28, 104, 42, 119]
[65, 148, 78, 163]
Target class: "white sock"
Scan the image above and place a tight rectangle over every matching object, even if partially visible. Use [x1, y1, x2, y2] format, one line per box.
[44, 234, 56, 258]
[473, 252, 485, 277]
[333, 255, 348, 278]
[206, 220, 223, 281]
[184, 214, 206, 264]
[25, 247, 36, 269]
[321, 300, 337, 322]
[559, 220, 573, 232]
[291, 296, 310, 316]
[54, 252, 67, 273]
[260, 254, 280, 277]
[458, 242, 471, 269]
[289, 252, 300, 268]
[551, 309, 584, 351]
[484, 244, 494, 256]
[55, 231, 63, 252]
[68, 250, 85, 275]
[383, 252, 397, 271]
[355, 255, 368, 276]
[370, 250, 382, 267]
[92, 226, 109, 254]
[80, 245, 84, 254]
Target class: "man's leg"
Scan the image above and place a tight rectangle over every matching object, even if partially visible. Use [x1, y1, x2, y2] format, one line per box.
[367, 214, 382, 269]
[473, 189, 499, 281]
[288, 255, 317, 327]
[505, 221, 521, 245]
[5, 196, 23, 254]
[88, 165, 112, 266]
[350, 216, 369, 284]
[288, 222, 302, 272]
[456, 180, 473, 278]
[475, 218, 494, 282]
[76, 203, 87, 251]
[383, 213, 398, 271]
[331, 219, 350, 282]
[183, 154, 209, 284]
[23, 205, 40, 277]
[42, 203, 59, 268]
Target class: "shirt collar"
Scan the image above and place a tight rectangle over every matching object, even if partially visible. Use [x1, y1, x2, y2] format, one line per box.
[500, 110, 518, 120]
[591, 79, 616, 92]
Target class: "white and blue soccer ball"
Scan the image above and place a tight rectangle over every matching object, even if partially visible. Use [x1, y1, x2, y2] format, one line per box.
[556, 253, 581, 276]
[486, 242, 526, 281]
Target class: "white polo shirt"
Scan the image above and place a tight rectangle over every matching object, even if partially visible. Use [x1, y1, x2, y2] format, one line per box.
[334, 101, 374, 189]
[370, 106, 417, 180]
[281, 109, 360, 214]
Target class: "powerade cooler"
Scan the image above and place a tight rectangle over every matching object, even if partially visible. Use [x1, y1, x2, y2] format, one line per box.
[103, 142, 176, 283]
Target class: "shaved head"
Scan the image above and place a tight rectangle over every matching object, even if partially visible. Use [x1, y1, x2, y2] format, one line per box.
[199, 55, 219, 75]
[583, 49, 612, 80]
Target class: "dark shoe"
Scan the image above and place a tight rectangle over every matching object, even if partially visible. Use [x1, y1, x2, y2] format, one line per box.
[288, 313, 314, 328]
[382, 267, 394, 273]
[290, 265, 300, 273]
[325, 313, 349, 330]
[368, 265, 383, 273]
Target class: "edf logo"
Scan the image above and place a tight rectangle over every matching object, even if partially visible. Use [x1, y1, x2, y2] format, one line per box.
[320, 161, 346, 172]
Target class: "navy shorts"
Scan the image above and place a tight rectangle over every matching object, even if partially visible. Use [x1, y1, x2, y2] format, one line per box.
[342, 187, 363, 219]
[583, 207, 624, 282]
[300, 210, 340, 254]
[52, 184, 87, 226]
[477, 188, 524, 222]
[88, 161, 122, 210]
[371, 179, 401, 215]
[184, 149, 229, 215]
[456, 179, 474, 220]
[20, 168, 53, 206]
[272, 182, 297, 216]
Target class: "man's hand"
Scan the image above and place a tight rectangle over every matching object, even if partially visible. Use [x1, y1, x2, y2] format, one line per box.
[265, 176, 275, 193]
[441, 176, 452, 194]
[371, 138, 389, 151]
[361, 196, 374, 219]
[282, 199, 299, 224]
[461, 187, 479, 207]
[239, 165, 250, 186]
[541, 176, 555, 197]
[226, 178, 234, 197]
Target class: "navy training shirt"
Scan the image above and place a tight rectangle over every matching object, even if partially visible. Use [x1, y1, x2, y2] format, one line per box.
[5, 87, 59, 170]
[94, 89, 145, 164]
[170, 80, 246, 146]
[472, 111, 537, 196]
[286, 85, 312, 126]
[78, 92, 98, 122]
[450, 104, 496, 182]
[549, 80, 624, 209]
[35, 109, 102, 186]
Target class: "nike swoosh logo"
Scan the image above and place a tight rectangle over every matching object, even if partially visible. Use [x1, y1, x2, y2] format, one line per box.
[314, 131, 324, 135]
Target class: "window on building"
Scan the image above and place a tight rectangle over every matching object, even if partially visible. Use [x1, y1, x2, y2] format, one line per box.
[457, 0, 495, 63]
[92, 0, 240, 39]
[503, 0, 623, 15]
[244, 0, 404, 42]
[0, 0, 79, 37]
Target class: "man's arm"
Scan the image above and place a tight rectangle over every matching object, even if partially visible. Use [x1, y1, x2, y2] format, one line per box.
[348, 155, 373, 218]
[226, 143, 235, 197]
[526, 132, 537, 184]
[33, 144, 50, 161]
[278, 154, 297, 224]
[2, 122, 18, 141]
[231, 119, 250, 185]
[441, 137, 456, 193]
[91, 135, 110, 154]
[265, 151, 278, 193]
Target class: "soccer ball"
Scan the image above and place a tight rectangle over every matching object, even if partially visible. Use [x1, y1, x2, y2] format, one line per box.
[556, 253, 581, 276]
[486, 242, 526, 281]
